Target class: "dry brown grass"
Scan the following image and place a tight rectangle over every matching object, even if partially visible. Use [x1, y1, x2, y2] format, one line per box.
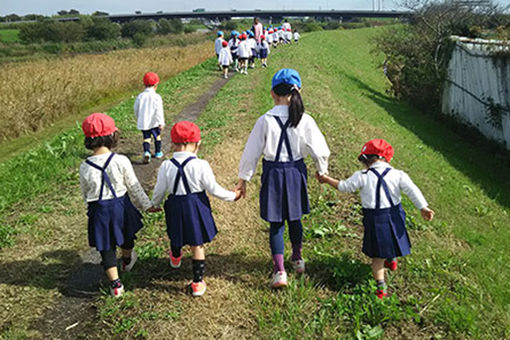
[0, 41, 213, 141]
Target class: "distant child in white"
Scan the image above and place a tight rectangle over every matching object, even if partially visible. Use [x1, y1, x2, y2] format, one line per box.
[218, 41, 233, 79]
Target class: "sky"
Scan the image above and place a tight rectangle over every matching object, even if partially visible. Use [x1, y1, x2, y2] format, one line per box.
[1, 0, 509, 16]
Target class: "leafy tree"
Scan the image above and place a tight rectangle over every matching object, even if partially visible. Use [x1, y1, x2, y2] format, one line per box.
[121, 20, 153, 39]
[57, 10, 68, 16]
[4, 14, 21, 22]
[92, 11, 109, 16]
[69, 9, 80, 15]
[86, 17, 121, 40]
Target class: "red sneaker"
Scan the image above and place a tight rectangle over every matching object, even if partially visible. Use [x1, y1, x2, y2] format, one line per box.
[169, 250, 182, 269]
[376, 289, 388, 299]
[191, 280, 206, 297]
[384, 259, 398, 271]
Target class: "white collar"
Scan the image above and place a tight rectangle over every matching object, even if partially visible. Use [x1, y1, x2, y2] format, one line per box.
[369, 161, 392, 169]
[172, 151, 196, 159]
[268, 105, 289, 117]
[144, 87, 156, 93]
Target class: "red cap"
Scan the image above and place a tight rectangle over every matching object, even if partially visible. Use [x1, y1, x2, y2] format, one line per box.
[82, 113, 118, 138]
[143, 72, 160, 86]
[359, 139, 394, 162]
[261, 35, 265, 40]
[222, 40, 228, 47]
[171, 121, 201, 144]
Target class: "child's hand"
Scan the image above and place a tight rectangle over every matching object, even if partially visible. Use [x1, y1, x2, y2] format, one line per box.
[147, 206, 162, 213]
[234, 188, 243, 201]
[235, 179, 247, 199]
[315, 172, 327, 184]
[421, 207, 435, 221]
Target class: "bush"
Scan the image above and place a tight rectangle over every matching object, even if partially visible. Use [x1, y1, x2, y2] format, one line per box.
[157, 18, 184, 35]
[121, 20, 154, 39]
[373, 1, 508, 113]
[86, 17, 121, 41]
[19, 20, 85, 43]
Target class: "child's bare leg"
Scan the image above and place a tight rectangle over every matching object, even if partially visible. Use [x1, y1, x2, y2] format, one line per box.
[105, 266, 119, 281]
[223, 67, 228, 77]
[371, 257, 385, 281]
[191, 245, 205, 283]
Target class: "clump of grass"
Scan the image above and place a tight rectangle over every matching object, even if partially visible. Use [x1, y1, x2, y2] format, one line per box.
[0, 41, 213, 141]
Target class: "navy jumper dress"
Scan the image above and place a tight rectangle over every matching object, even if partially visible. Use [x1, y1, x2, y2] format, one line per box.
[164, 157, 218, 248]
[362, 168, 411, 258]
[260, 116, 310, 223]
[86, 153, 143, 251]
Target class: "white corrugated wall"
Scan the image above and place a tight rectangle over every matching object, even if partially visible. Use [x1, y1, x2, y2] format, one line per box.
[442, 37, 510, 149]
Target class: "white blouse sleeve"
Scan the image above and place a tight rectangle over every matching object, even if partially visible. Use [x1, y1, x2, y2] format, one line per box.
[238, 116, 266, 181]
[337, 171, 364, 193]
[156, 95, 165, 127]
[151, 161, 170, 207]
[399, 171, 428, 210]
[79, 163, 89, 204]
[303, 115, 330, 175]
[121, 157, 152, 211]
[133, 95, 140, 120]
[201, 161, 236, 201]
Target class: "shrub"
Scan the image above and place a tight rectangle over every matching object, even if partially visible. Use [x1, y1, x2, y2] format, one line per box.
[121, 20, 154, 39]
[373, 0, 509, 113]
[86, 17, 121, 41]
[157, 18, 184, 35]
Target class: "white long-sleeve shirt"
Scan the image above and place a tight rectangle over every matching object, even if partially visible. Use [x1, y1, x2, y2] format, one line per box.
[79, 152, 152, 211]
[337, 161, 428, 210]
[267, 34, 273, 44]
[260, 41, 270, 54]
[218, 47, 233, 66]
[238, 40, 251, 58]
[152, 151, 236, 206]
[228, 38, 239, 54]
[282, 22, 291, 31]
[248, 38, 257, 51]
[239, 105, 330, 181]
[214, 37, 224, 55]
[134, 87, 165, 131]
[294, 32, 301, 41]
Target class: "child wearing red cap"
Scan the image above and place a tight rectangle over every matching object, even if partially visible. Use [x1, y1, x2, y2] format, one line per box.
[79, 113, 160, 298]
[259, 35, 270, 68]
[218, 40, 233, 79]
[317, 139, 435, 299]
[293, 29, 300, 44]
[238, 34, 251, 75]
[237, 69, 330, 289]
[152, 121, 241, 297]
[134, 72, 165, 164]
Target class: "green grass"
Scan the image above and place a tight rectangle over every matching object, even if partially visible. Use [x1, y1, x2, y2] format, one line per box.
[0, 29, 19, 43]
[2, 27, 510, 339]
[0, 59, 219, 247]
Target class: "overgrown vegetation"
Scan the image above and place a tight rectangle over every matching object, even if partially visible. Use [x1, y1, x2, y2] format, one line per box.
[373, 0, 510, 113]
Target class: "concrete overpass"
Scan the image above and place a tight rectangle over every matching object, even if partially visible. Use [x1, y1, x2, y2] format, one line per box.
[108, 10, 410, 23]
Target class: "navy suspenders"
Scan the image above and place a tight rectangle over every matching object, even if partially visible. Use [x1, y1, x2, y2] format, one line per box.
[368, 168, 395, 209]
[273, 116, 294, 162]
[86, 153, 117, 200]
[170, 156, 196, 195]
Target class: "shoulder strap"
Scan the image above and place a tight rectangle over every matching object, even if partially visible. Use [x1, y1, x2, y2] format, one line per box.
[273, 116, 293, 162]
[170, 156, 196, 195]
[368, 167, 395, 209]
[85, 153, 117, 200]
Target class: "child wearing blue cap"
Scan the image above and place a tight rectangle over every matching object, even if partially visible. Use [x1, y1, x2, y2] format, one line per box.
[215, 31, 224, 70]
[237, 69, 330, 288]
[248, 31, 257, 69]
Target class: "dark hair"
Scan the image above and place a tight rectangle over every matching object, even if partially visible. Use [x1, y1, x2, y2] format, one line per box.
[358, 154, 383, 166]
[272, 83, 304, 127]
[84, 131, 119, 150]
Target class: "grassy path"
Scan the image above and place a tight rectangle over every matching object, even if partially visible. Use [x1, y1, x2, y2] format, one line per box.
[1, 27, 510, 339]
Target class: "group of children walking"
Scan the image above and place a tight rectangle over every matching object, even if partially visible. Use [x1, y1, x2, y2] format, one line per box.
[215, 21, 301, 77]
[80, 67, 434, 300]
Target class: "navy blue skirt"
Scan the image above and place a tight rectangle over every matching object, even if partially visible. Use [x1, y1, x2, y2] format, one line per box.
[87, 195, 143, 251]
[164, 191, 217, 247]
[260, 159, 310, 222]
[362, 204, 411, 258]
[251, 48, 258, 58]
[259, 49, 268, 58]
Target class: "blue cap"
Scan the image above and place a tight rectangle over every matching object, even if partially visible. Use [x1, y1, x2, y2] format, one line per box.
[248, 31, 254, 37]
[217, 31, 224, 36]
[232, 30, 239, 36]
[272, 69, 302, 89]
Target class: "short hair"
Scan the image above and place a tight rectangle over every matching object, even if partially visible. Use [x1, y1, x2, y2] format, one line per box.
[358, 154, 384, 166]
[84, 131, 119, 150]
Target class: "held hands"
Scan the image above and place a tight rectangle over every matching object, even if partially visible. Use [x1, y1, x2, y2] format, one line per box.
[315, 172, 327, 184]
[147, 206, 162, 213]
[235, 179, 247, 199]
[421, 207, 435, 221]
